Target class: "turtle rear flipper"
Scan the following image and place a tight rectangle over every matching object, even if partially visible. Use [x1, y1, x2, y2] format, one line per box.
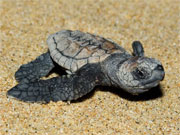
[15, 52, 54, 83]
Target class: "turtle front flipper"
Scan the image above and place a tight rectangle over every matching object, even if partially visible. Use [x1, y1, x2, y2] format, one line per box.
[7, 64, 105, 103]
[7, 77, 70, 103]
[15, 52, 54, 83]
[132, 41, 144, 57]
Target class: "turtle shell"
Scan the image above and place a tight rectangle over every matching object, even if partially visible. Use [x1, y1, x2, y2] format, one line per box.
[47, 30, 127, 72]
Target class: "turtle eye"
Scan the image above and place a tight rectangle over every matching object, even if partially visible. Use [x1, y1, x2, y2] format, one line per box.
[133, 68, 146, 79]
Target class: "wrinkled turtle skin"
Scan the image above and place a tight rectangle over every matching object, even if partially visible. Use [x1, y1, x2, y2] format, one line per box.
[7, 30, 165, 103]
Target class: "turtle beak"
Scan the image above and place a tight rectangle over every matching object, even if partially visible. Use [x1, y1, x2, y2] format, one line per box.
[141, 64, 165, 86]
[154, 65, 165, 81]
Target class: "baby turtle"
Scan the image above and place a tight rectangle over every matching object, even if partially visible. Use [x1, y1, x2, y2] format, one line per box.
[7, 30, 165, 103]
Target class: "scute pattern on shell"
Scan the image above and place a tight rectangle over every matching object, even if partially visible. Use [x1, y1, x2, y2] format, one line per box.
[47, 30, 126, 72]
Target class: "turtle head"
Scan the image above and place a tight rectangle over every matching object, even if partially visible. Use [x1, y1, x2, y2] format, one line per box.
[116, 56, 165, 94]
[115, 41, 165, 94]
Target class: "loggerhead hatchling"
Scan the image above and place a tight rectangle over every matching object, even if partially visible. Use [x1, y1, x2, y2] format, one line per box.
[7, 30, 165, 103]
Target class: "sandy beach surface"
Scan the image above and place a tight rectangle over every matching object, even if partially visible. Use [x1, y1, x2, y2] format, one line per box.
[0, 0, 179, 134]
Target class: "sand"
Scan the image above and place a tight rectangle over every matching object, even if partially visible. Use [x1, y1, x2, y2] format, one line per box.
[0, 0, 179, 134]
